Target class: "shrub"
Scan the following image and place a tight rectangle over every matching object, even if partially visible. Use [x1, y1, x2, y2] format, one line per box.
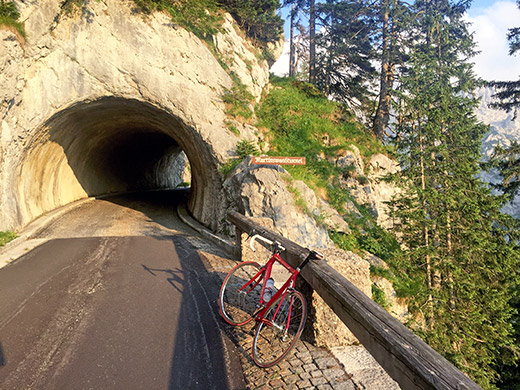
[0, 231, 16, 247]
[236, 139, 259, 158]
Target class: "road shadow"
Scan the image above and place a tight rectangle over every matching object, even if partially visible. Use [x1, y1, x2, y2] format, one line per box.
[98, 188, 191, 231]
[142, 236, 245, 390]
[100, 190, 234, 261]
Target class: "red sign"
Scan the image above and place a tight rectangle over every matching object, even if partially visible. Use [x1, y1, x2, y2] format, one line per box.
[251, 156, 306, 165]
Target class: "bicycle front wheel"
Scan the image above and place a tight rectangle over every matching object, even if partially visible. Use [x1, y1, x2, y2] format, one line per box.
[252, 290, 307, 367]
[219, 261, 264, 326]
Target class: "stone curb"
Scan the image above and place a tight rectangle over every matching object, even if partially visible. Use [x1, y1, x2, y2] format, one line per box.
[176, 203, 236, 255]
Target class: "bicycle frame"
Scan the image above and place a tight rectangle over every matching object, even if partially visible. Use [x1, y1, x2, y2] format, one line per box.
[237, 251, 300, 331]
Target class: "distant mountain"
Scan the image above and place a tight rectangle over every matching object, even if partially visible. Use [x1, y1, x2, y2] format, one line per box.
[476, 87, 520, 217]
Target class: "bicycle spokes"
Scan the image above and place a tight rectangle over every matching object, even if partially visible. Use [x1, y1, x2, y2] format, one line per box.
[219, 262, 264, 326]
[251, 291, 307, 368]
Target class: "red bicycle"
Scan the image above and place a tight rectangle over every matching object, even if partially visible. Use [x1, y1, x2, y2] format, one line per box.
[218, 233, 323, 367]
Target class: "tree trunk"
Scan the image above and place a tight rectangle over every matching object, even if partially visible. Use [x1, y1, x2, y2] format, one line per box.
[419, 124, 434, 326]
[289, 5, 296, 77]
[373, 0, 393, 140]
[309, 0, 316, 84]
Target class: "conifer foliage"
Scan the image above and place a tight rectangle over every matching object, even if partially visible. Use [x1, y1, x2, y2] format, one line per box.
[389, 0, 520, 387]
[489, 0, 520, 118]
[314, 0, 376, 109]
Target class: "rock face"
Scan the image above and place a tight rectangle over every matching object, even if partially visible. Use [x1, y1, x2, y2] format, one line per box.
[224, 158, 333, 248]
[0, 0, 278, 231]
[366, 153, 401, 229]
[226, 158, 400, 348]
[334, 145, 400, 229]
[363, 252, 409, 321]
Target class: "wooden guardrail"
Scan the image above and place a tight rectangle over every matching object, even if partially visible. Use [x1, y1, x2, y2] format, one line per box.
[228, 211, 482, 390]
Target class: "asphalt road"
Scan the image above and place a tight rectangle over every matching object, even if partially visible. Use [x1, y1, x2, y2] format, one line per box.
[0, 191, 245, 389]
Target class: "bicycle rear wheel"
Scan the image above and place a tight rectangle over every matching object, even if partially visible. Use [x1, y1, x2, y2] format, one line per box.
[252, 290, 307, 367]
[219, 261, 264, 326]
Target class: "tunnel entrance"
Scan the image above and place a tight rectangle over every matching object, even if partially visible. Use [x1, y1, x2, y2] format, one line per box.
[16, 97, 219, 229]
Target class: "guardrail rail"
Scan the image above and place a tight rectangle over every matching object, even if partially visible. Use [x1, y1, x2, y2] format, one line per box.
[228, 211, 482, 390]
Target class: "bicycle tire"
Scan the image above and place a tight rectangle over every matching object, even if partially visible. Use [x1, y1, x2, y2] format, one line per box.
[219, 261, 264, 326]
[252, 290, 307, 367]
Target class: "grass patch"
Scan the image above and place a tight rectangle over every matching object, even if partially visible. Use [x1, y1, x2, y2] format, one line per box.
[0, 1, 25, 38]
[133, 0, 222, 40]
[0, 231, 16, 247]
[222, 72, 254, 120]
[256, 76, 407, 296]
[256, 76, 388, 210]
[372, 284, 390, 310]
[370, 265, 395, 280]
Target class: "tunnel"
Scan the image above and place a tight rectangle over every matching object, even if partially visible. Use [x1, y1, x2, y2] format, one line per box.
[15, 97, 223, 230]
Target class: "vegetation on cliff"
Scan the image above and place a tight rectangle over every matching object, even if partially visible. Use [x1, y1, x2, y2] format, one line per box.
[269, 0, 520, 387]
[256, 76, 399, 264]
[0, 231, 16, 247]
[0, 0, 25, 37]
[132, 0, 282, 44]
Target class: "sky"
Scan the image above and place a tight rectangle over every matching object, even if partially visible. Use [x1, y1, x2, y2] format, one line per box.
[271, 0, 520, 82]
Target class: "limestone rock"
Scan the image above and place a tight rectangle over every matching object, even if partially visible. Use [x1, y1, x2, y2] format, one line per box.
[224, 158, 333, 248]
[291, 180, 350, 234]
[334, 146, 364, 176]
[371, 274, 409, 322]
[334, 145, 400, 229]
[366, 153, 401, 229]
[213, 13, 276, 103]
[363, 252, 409, 322]
[309, 248, 372, 348]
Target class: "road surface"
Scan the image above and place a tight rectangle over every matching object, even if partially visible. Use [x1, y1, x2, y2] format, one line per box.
[0, 191, 245, 389]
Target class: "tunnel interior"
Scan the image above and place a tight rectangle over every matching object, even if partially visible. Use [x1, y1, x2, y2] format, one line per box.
[16, 97, 208, 227]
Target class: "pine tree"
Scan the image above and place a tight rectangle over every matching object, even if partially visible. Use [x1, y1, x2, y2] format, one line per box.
[488, 0, 520, 203]
[389, 0, 520, 387]
[283, 0, 317, 84]
[371, 0, 410, 140]
[313, 0, 376, 110]
[217, 0, 283, 42]
[490, 141, 520, 199]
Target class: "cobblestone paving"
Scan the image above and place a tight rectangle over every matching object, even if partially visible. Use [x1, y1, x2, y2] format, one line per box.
[234, 324, 356, 390]
[192, 238, 358, 390]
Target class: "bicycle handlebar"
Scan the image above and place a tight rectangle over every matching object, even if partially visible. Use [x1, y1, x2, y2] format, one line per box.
[250, 234, 324, 265]
[250, 234, 286, 253]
